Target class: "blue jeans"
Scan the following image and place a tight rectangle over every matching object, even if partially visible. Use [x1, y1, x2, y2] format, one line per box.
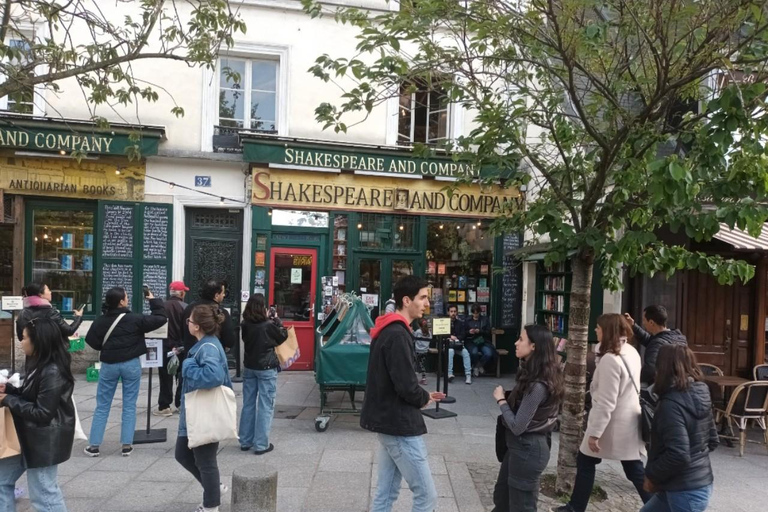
[238, 367, 278, 451]
[448, 347, 472, 376]
[0, 455, 67, 512]
[89, 357, 142, 446]
[372, 434, 437, 512]
[641, 484, 713, 512]
[466, 343, 496, 368]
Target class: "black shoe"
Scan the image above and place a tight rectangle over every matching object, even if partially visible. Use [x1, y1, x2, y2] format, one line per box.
[550, 505, 575, 512]
[84, 446, 100, 457]
[254, 443, 274, 455]
[121, 445, 133, 457]
[448, 374, 455, 383]
[240, 445, 253, 452]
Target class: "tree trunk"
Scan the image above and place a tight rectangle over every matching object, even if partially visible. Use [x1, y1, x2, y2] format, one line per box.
[555, 255, 594, 495]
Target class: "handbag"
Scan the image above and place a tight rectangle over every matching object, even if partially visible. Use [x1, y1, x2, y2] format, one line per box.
[72, 397, 87, 441]
[495, 415, 507, 462]
[275, 326, 300, 370]
[0, 407, 21, 459]
[619, 355, 654, 444]
[184, 343, 238, 448]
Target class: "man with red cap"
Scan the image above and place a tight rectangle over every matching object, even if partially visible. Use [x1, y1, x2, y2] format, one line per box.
[154, 281, 188, 416]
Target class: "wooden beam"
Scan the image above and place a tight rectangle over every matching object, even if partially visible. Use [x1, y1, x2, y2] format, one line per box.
[754, 256, 767, 367]
[12, 196, 23, 295]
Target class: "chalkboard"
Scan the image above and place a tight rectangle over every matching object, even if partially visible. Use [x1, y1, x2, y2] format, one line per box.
[102, 204, 134, 259]
[102, 263, 133, 302]
[501, 233, 523, 328]
[142, 264, 169, 314]
[143, 206, 169, 260]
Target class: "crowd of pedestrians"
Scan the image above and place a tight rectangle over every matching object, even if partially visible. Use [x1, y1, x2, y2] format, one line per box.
[5, 273, 719, 512]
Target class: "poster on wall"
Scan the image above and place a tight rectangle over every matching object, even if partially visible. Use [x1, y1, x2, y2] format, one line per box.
[254, 270, 266, 287]
[362, 293, 379, 307]
[428, 261, 437, 275]
[291, 268, 302, 284]
[438, 263, 446, 275]
[255, 252, 266, 266]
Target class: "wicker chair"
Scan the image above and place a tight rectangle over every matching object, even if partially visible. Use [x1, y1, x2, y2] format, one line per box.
[754, 364, 768, 381]
[715, 381, 768, 456]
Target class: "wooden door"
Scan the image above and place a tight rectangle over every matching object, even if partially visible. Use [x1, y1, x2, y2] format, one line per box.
[270, 248, 317, 371]
[682, 270, 754, 376]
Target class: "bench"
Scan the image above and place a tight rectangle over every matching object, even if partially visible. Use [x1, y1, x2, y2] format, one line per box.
[426, 328, 510, 378]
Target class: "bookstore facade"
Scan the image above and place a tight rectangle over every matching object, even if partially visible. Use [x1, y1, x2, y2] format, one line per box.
[0, 116, 168, 368]
[242, 135, 525, 371]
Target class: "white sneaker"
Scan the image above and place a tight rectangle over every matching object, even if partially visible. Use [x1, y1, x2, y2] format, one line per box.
[472, 367, 480, 377]
[195, 507, 219, 512]
[465, 375, 472, 385]
[220, 483, 229, 494]
[152, 408, 173, 417]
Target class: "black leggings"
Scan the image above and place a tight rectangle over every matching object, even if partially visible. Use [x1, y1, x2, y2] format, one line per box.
[568, 451, 652, 512]
[175, 436, 220, 508]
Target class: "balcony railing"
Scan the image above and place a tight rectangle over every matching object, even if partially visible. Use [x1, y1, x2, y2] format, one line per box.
[212, 125, 277, 153]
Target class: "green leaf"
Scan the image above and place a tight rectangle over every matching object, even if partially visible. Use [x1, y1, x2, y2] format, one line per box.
[669, 162, 686, 181]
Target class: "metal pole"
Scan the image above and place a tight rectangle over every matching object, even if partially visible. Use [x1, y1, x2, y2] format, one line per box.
[10, 311, 15, 374]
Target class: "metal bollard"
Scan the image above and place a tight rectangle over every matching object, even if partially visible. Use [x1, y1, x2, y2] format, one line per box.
[231, 464, 278, 512]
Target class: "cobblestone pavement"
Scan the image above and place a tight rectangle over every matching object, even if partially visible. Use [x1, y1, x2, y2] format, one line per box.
[467, 462, 643, 512]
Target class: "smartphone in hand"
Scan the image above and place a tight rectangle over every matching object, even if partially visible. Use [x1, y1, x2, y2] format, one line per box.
[143, 284, 151, 298]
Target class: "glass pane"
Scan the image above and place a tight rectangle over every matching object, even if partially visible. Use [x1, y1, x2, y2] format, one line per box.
[32, 208, 95, 314]
[271, 210, 328, 227]
[392, 260, 413, 283]
[273, 252, 313, 321]
[251, 60, 277, 91]
[250, 90, 276, 130]
[428, 110, 448, 142]
[219, 59, 245, 88]
[219, 89, 245, 123]
[359, 259, 382, 320]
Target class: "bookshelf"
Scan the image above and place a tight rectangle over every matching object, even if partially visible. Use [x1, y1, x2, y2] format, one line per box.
[535, 261, 571, 336]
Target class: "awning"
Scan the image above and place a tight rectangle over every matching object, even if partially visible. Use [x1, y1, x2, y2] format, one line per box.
[713, 223, 768, 250]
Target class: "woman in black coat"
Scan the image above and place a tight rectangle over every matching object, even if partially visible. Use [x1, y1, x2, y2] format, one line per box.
[0, 318, 75, 512]
[15, 282, 83, 344]
[83, 286, 167, 458]
[642, 344, 719, 512]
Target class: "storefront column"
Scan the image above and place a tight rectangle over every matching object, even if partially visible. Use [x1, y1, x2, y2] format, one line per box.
[12, 195, 24, 295]
[754, 256, 767, 366]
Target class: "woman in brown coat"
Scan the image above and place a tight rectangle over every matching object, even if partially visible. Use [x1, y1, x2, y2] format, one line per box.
[551, 314, 652, 512]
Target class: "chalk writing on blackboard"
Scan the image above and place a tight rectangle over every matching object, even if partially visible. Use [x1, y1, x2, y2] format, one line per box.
[142, 264, 168, 314]
[143, 206, 169, 260]
[102, 204, 133, 259]
[102, 263, 133, 302]
[501, 233, 523, 328]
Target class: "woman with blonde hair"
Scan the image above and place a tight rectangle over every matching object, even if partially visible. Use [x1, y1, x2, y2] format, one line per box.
[552, 314, 652, 512]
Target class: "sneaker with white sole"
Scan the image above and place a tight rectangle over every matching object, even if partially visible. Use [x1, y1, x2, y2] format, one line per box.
[472, 367, 480, 377]
[84, 446, 100, 457]
[465, 374, 472, 385]
[153, 408, 173, 417]
[195, 507, 220, 512]
[121, 445, 133, 457]
[448, 374, 455, 383]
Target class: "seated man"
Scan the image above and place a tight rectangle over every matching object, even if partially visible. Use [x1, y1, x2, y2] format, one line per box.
[446, 305, 472, 385]
[464, 304, 496, 377]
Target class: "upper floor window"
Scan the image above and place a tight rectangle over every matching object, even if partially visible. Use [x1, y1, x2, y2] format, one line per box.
[1, 38, 34, 114]
[397, 80, 449, 145]
[219, 57, 277, 131]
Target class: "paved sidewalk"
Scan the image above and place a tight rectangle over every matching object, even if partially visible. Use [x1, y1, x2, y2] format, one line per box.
[11, 371, 768, 511]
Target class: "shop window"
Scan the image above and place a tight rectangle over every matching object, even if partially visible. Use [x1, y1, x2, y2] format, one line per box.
[31, 207, 95, 314]
[358, 213, 417, 251]
[271, 210, 329, 228]
[425, 220, 492, 317]
[0, 38, 34, 114]
[218, 57, 278, 131]
[397, 79, 449, 145]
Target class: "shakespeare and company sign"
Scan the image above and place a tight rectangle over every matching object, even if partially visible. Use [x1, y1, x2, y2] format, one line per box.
[252, 168, 522, 218]
[0, 126, 161, 156]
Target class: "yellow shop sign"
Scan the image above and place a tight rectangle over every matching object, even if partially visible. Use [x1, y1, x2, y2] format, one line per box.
[252, 168, 521, 218]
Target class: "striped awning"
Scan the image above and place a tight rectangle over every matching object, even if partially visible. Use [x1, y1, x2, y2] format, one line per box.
[713, 223, 768, 250]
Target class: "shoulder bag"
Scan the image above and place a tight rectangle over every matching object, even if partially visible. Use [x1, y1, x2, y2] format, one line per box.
[619, 355, 653, 444]
[102, 313, 126, 348]
[184, 343, 238, 448]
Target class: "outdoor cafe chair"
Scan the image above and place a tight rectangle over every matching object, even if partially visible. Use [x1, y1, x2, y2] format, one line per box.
[755, 364, 768, 381]
[714, 381, 768, 457]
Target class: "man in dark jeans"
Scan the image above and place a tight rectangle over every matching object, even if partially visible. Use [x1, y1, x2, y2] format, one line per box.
[154, 281, 188, 417]
[624, 305, 687, 387]
[465, 304, 496, 377]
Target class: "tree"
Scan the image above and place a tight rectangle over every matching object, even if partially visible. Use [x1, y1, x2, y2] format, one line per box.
[0, 1, 245, 127]
[302, 0, 768, 491]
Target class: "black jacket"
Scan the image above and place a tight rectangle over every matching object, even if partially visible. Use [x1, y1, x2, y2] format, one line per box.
[465, 315, 491, 345]
[85, 299, 167, 363]
[163, 296, 188, 350]
[16, 306, 83, 342]
[242, 319, 288, 370]
[182, 299, 236, 351]
[2, 364, 75, 468]
[633, 325, 688, 385]
[360, 315, 431, 436]
[645, 381, 718, 492]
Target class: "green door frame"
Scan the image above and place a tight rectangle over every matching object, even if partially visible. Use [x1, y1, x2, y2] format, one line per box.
[352, 251, 422, 310]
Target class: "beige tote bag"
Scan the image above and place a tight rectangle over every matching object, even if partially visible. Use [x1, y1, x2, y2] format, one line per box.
[275, 326, 300, 370]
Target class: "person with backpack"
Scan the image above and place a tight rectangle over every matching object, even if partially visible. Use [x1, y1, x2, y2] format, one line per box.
[176, 304, 233, 512]
[0, 319, 75, 511]
[239, 293, 287, 455]
[83, 287, 167, 457]
[492, 325, 563, 512]
[642, 344, 719, 512]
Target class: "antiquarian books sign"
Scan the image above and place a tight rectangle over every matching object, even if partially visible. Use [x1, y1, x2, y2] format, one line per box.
[252, 168, 521, 218]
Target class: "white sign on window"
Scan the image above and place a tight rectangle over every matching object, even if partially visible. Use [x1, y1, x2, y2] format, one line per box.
[1, 296, 23, 311]
[362, 293, 379, 307]
[291, 268, 302, 284]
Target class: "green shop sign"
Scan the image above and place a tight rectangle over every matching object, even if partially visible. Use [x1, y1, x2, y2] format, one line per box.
[0, 124, 162, 156]
[242, 139, 505, 178]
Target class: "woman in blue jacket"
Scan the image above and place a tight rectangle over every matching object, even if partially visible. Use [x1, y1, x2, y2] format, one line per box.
[176, 304, 232, 512]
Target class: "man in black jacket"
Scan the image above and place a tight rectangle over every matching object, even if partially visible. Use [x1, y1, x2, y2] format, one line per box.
[181, 279, 236, 351]
[625, 305, 688, 386]
[154, 281, 188, 417]
[361, 275, 444, 512]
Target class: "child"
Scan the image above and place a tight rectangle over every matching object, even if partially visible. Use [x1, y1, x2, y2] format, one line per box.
[413, 318, 432, 385]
